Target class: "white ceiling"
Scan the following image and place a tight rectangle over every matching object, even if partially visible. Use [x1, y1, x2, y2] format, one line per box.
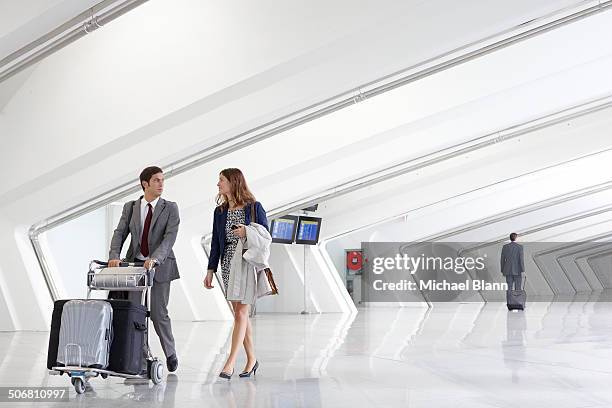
[0, 0, 119, 60]
[1, 0, 609, 241]
[0, 0, 127, 110]
[0, 0, 66, 39]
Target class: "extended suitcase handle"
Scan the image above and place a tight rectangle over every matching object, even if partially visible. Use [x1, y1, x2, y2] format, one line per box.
[65, 343, 83, 368]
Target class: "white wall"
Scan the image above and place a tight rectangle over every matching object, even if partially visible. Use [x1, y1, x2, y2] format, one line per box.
[256, 244, 355, 314]
[42, 207, 107, 299]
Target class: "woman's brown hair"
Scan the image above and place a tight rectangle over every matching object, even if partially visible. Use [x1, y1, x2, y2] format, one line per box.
[216, 168, 256, 213]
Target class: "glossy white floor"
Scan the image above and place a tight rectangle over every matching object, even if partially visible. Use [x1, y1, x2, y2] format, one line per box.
[2, 302, 612, 407]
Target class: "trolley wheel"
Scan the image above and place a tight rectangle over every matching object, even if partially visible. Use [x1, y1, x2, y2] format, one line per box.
[149, 359, 163, 384]
[73, 378, 85, 394]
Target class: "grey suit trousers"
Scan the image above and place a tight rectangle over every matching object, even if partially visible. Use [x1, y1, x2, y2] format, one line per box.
[505, 274, 522, 291]
[129, 280, 176, 358]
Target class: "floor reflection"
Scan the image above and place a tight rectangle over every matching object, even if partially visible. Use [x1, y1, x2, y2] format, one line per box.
[502, 310, 527, 383]
[3, 301, 612, 407]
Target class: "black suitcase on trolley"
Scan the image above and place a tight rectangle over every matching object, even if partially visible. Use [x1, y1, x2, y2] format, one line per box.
[47, 299, 71, 370]
[106, 300, 148, 375]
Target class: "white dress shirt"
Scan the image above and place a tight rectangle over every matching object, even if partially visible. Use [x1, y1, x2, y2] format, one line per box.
[136, 196, 159, 260]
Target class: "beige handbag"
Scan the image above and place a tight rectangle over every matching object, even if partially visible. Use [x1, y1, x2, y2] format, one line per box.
[257, 268, 278, 297]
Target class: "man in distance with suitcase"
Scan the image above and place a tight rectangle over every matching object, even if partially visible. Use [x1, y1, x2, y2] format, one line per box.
[501, 232, 525, 291]
[108, 166, 180, 372]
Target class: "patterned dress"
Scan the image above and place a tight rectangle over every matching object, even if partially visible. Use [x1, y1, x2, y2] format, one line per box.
[220, 208, 246, 295]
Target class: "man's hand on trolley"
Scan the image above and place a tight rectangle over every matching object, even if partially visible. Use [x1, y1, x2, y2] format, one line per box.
[144, 259, 158, 271]
[108, 259, 121, 267]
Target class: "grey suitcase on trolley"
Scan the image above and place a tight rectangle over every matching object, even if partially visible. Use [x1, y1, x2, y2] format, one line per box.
[57, 300, 113, 368]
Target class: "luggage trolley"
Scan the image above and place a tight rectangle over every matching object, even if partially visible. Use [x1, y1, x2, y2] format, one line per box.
[49, 260, 164, 394]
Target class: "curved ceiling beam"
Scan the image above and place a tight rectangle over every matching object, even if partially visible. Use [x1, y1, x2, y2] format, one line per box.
[200, 100, 612, 262]
[454, 214, 612, 296]
[554, 241, 612, 289]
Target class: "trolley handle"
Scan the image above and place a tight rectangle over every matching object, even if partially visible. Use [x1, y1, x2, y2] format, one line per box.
[91, 259, 158, 269]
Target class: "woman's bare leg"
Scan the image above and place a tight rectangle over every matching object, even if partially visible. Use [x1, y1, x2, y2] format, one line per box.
[221, 302, 249, 374]
[242, 317, 256, 372]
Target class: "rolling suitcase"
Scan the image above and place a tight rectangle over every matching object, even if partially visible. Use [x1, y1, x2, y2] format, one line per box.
[106, 300, 148, 375]
[57, 300, 113, 368]
[506, 275, 526, 310]
[506, 289, 526, 310]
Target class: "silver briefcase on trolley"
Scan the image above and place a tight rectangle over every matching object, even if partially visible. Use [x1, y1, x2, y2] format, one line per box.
[88, 266, 152, 288]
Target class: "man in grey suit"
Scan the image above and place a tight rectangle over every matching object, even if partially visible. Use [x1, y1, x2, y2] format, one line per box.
[108, 166, 180, 372]
[500, 232, 524, 291]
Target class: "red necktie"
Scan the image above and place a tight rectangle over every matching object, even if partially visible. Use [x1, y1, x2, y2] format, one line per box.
[141, 203, 153, 257]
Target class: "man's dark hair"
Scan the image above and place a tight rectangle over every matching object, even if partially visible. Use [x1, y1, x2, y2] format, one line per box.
[510, 232, 518, 242]
[139, 166, 163, 191]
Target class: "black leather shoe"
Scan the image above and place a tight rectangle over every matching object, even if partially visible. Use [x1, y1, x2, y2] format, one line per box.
[219, 369, 234, 380]
[167, 354, 178, 372]
[239, 361, 259, 378]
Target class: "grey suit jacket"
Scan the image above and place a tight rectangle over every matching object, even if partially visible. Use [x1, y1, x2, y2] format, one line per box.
[109, 197, 180, 282]
[500, 242, 524, 276]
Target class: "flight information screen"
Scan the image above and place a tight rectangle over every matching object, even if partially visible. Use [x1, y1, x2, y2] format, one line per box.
[270, 215, 299, 244]
[296, 216, 322, 245]
[298, 221, 318, 241]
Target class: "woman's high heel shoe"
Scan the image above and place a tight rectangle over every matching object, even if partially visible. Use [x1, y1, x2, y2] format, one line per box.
[219, 368, 234, 380]
[239, 361, 259, 378]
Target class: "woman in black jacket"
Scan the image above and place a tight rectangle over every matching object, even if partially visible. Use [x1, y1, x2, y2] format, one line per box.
[204, 168, 268, 379]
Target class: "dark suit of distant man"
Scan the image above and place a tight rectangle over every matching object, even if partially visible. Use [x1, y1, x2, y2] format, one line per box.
[500, 235, 524, 291]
